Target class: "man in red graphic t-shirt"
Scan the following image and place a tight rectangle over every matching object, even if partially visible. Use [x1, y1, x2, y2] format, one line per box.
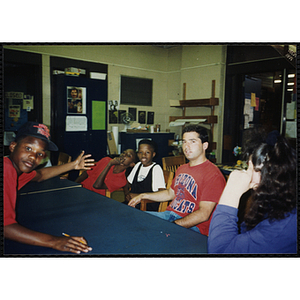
[128, 124, 226, 235]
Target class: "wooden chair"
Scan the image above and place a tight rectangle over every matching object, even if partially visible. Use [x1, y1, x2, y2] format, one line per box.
[57, 152, 72, 178]
[162, 155, 186, 172]
[140, 170, 174, 212]
[105, 188, 123, 198]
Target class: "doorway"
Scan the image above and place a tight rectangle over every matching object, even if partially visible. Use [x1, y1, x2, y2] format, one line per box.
[222, 44, 296, 164]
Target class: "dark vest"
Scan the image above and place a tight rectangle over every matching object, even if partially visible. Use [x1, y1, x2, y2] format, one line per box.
[131, 163, 159, 211]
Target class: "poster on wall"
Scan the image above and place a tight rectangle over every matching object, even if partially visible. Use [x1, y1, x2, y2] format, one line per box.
[128, 107, 137, 121]
[138, 111, 146, 124]
[67, 86, 86, 114]
[5, 108, 28, 131]
[4, 92, 28, 131]
[147, 111, 154, 124]
[118, 110, 126, 124]
[108, 100, 119, 123]
[243, 98, 253, 129]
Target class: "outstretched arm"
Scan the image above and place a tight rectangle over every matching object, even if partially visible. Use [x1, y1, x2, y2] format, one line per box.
[128, 188, 175, 207]
[33, 151, 94, 182]
[4, 223, 92, 254]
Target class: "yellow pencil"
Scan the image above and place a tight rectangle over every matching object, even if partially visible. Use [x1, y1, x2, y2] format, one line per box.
[62, 233, 87, 245]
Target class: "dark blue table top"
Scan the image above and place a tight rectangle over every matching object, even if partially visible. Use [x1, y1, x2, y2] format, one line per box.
[5, 186, 207, 256]
[18, 176, 81, 195]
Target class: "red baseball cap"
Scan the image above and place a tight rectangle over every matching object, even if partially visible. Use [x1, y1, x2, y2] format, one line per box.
[16, 122, 58, 151]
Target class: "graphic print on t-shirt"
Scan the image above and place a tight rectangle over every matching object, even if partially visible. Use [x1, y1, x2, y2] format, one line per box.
[170, 173, 198, 214]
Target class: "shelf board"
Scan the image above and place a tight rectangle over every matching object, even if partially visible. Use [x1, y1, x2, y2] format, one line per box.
[170, 98, 219, 107]
[169, 115, 217, 123]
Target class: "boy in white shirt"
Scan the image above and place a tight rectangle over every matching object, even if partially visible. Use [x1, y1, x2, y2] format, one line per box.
[126, 139, 165, 211]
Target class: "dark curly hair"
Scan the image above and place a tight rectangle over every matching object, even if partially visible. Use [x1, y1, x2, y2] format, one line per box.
[182, 124, 209, 144]
[242, 128, 296, 230]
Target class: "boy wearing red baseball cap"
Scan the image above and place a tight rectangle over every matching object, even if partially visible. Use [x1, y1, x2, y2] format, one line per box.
[4, 121, 94, 253]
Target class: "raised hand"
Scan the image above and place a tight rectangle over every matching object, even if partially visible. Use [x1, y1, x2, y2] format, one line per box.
[73, 151, 95, 170]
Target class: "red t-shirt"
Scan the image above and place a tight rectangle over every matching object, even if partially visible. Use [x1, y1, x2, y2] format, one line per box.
[81, 157, 127, 196]
[4, 156, 37, 226]
[167, 160, 226, 235]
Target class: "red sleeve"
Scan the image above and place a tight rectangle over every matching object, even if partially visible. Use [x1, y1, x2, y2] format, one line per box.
[104, 169, 127, 192]
[4, 157, 36, 226]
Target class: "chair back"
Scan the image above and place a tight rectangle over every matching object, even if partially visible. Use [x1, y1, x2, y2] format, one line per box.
[162, 155, 186, 173]
[140, 169, 174, 212]
[57, 152, 72, 178]
[105, 188, 124, 198]
[158, 170, 174, 212]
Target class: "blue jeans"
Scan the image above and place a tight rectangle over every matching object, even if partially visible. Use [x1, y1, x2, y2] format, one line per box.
[146, 210, 201, 234]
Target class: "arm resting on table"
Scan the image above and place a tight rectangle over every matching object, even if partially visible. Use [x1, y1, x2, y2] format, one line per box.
[128, 188, 175, 207]
[174, 201, 216, 228]
[4, 223, 92, 254]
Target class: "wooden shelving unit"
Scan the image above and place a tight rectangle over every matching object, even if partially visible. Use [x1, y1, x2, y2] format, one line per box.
[169, 80, 218, 151]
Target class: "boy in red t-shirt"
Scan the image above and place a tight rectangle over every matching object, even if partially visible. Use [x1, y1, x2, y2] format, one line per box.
[75, 149, 137, 197]
[4, 121, 94, 253]
[128, 124, 226, 235]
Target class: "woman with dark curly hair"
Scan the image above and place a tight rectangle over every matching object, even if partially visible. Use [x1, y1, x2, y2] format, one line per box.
[208, 129, 297, 254]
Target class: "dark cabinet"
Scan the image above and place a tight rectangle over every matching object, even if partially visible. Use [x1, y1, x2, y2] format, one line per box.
[119, 132, 175, 167]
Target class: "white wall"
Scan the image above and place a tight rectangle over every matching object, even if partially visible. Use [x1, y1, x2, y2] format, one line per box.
[4, 44, 226, 161]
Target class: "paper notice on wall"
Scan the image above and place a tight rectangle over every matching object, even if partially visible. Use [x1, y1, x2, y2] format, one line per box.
[286, 121, 296, 138]
[23, 96, 34, 111]
[66, 116, 87, 131]
[244, 98, 253, 129]
[90, 72, 107, 80]
[286, 101, 296, 119]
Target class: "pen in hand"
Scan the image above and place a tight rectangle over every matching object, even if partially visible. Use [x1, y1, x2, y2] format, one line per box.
[62, 232, 88, 246]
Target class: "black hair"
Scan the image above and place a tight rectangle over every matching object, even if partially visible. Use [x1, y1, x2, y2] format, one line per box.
[242, 128, 296, 230]
[182, 124, 209, 144]
[138, 139, 157, 153]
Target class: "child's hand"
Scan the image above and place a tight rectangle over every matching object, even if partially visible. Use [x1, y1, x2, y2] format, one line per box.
[53, 235, 92, 254]
[73, 151, 95, 170]
[110, 157, 122, 166]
